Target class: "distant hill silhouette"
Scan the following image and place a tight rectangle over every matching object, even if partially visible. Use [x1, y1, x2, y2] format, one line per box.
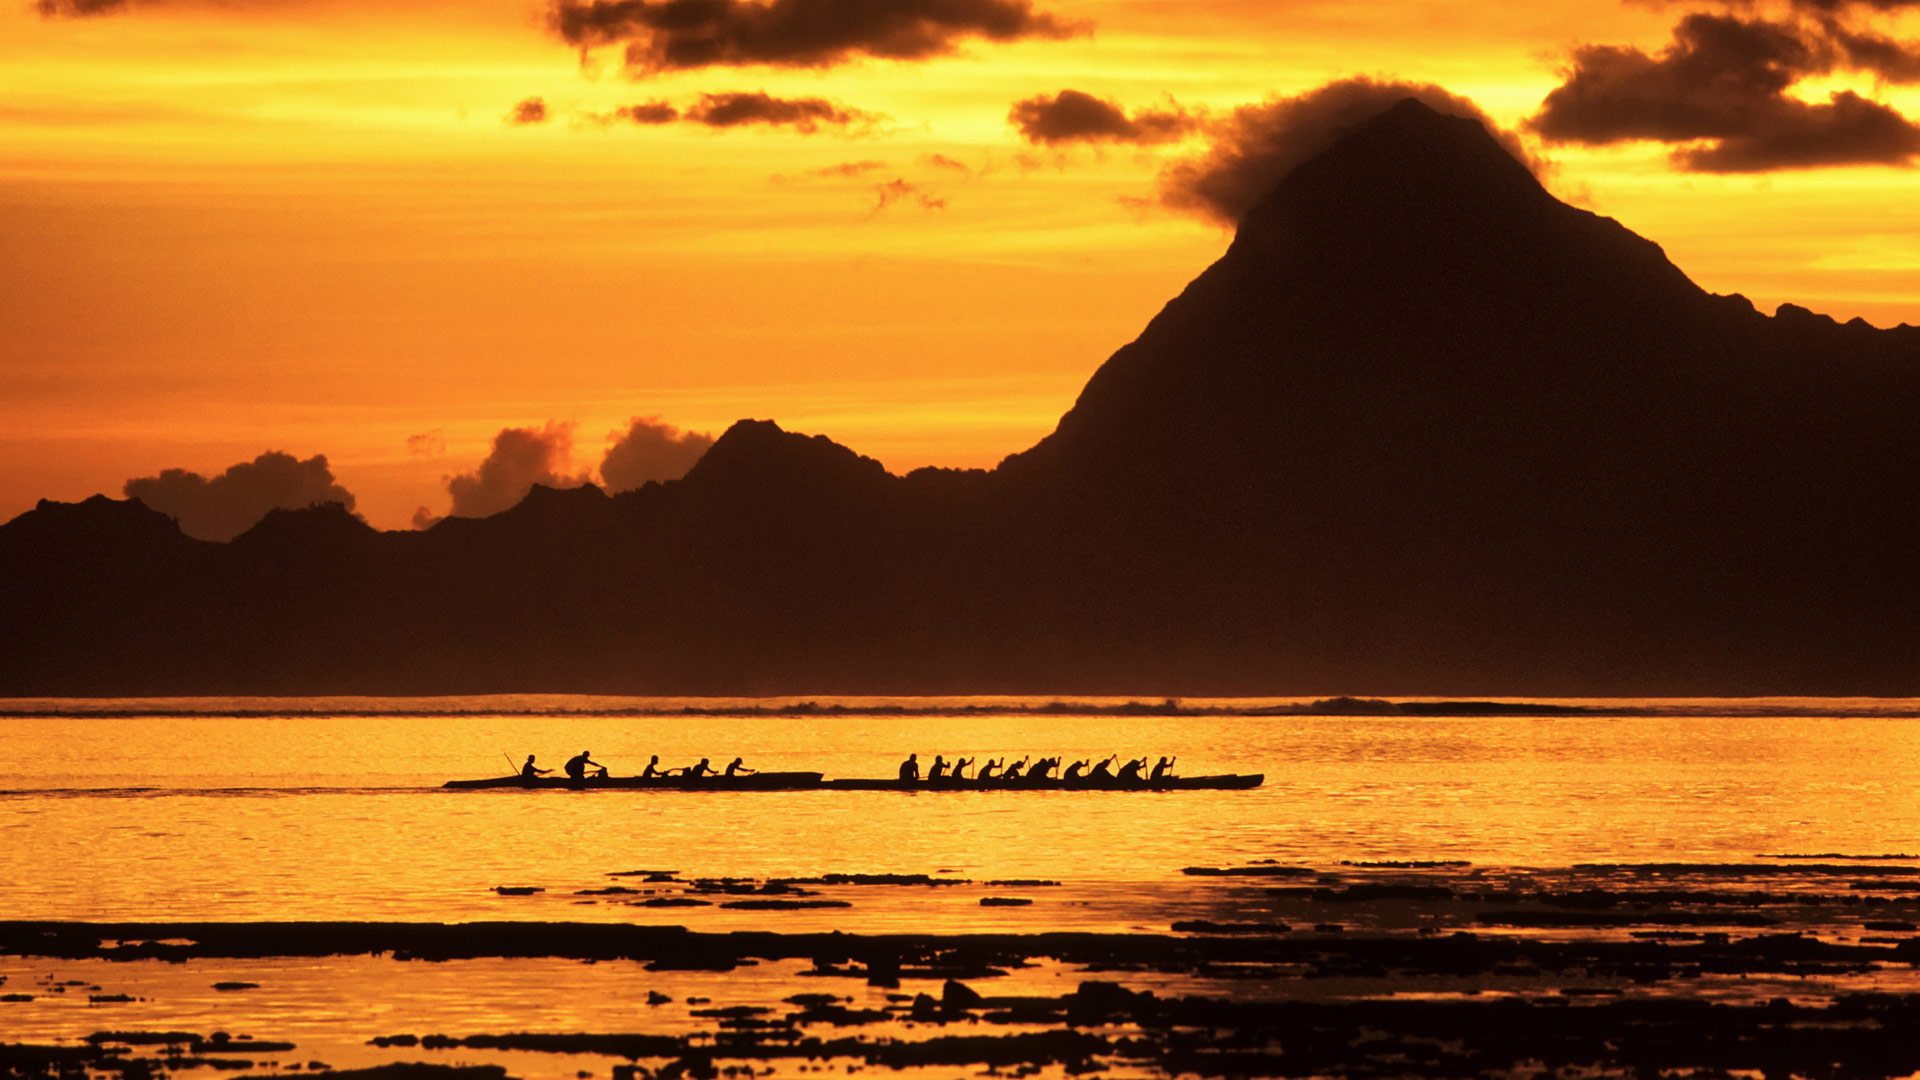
[4, 99, 1915, 695]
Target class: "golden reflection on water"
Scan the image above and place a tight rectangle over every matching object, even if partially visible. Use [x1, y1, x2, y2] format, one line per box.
[0, 702, 1917, 923]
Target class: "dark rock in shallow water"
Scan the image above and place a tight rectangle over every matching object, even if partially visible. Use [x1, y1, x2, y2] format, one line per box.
[314, 1064, 512, 1080]
[1315, 884, 1455, 901]
[1477, 910, 1777, 928]
[491, 887, 542, 896]
[790, 873, 962, 887]
[644, 957, 746, 973]
[864, 955, 901, 988]
[688, 1006, 771, 1019]
[213, 982, 260, 991]
[1172, 920, 1290, 935]
[980, 897, 1033, 907]
[942, 979, 984, 1009]
[1182, 865, 1316, 877]
[1066, 980, 1153, 1025]
[717, 899, 851, 911]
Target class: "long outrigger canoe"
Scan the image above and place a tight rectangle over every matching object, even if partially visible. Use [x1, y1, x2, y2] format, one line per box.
[441, 772, 1262, 791]
[443, 771, 826, 791]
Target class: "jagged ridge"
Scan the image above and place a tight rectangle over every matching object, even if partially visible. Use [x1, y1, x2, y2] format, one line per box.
[3, 101, 1915, 696]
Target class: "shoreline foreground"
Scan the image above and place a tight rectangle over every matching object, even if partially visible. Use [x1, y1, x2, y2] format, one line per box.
[8, 859, 1920, 1078]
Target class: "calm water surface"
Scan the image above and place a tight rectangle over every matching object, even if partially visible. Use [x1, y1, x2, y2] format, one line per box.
[3, 697, 1917, 925]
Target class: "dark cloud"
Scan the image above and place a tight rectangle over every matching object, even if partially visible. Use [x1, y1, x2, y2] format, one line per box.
[125, 451, 357, 543]
[815, 159, 888, 176]
[1676, 89, 1920, 169]
[549, 0, 1082, 75]
[583, 94, 872, 131]
[1009, 89, 1203, 146]
[1154, 78, 1536, 227]
[873, 177, 945, 211]
[1818, 21, 1920, 79]
[683, 91, 875, 131]
[1529, 12, 1920, 171]
[1770, 0, 1920, 11]
[34, 0, 132, 16]
[616, 100, 680, 123]
[598, 416, 714, 492]
[418, 422, 591, 528]
[508, 97, 550, 125]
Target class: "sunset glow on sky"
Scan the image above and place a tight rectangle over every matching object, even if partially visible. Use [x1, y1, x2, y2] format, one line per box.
[5, 0, 1918, 531]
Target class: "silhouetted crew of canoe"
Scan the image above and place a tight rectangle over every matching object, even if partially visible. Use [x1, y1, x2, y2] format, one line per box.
[443, 772, 826, 791]
[440, 771, 1262, 791]
[822, 774, 1263, 791]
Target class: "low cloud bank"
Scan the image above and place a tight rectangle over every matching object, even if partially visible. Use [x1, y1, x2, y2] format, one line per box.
[416, 422, 592, 528]
[125, 451, 357, 542]
[413, 416, 716, 527]
[599, 416, 714, 493]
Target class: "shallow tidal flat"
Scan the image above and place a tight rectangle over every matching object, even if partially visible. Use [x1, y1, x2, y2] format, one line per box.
[8, 859, 1920, 1079]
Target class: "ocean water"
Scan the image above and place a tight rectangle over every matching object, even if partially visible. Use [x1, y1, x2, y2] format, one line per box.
[5, 696, 1920, 1079]
[2, 696, 1918, 926]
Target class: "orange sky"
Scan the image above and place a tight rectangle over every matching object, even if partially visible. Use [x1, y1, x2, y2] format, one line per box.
[3, 0, 1917, 530]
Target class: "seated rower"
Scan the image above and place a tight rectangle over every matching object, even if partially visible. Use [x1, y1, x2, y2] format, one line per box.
[1062, 759, 1089, 780]
[564, 750, 607, 780]
[725, 757, 756, 777]
[1029, 757, 1058, 780]
[641, 755, 666, 779]
[521, 754, 551, 781]
[1117, 757, 1146, 782]
[1002, 757, 1029, 781]
[1089, 755, 1117, 780]
[1150, 756, 1176, 781]
[927, 755, 950, 780]
[977, 758, 1001, 782]
[683, 757, 716, 778]
[952, 756, 974, 780]
[898, 753, 920, 782]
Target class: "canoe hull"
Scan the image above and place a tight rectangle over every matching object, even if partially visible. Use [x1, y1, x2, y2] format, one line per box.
[441, 772, 1263, 791]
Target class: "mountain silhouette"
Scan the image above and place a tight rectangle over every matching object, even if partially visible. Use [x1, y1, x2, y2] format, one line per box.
[4, 99, 1915, 695]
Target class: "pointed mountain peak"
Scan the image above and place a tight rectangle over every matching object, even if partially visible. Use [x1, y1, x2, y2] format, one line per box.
[1221, 98, 1545, 251]
[1007, 92, 1735, 486]
[1210, 94, 1708, 332]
